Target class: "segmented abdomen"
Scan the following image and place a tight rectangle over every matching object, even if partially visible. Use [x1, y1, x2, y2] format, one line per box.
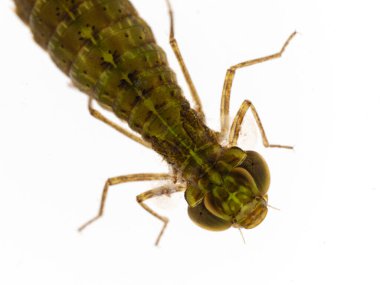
[14, 0, 219, 179]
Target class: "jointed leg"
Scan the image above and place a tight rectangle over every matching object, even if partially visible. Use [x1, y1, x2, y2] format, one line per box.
[88, 97, 152, 149]
[78, 173, 173, 232]
[165, 0, 205, 121]
[228, 99, 293, 149]
[219, 32, 297, 141]
[137, 183, 186, 246]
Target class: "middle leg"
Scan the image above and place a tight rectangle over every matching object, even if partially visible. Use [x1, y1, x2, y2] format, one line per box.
[219, 32, 297, 141]
[78, 173, 173, 232]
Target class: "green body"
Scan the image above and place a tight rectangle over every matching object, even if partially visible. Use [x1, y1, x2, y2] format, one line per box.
[15, 0, 271, 231]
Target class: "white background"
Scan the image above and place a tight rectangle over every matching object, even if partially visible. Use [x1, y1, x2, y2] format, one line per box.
[0, 0, 379, 284]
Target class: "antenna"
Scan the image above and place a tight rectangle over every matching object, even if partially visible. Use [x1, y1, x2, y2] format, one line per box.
[238, 227, 246, 245]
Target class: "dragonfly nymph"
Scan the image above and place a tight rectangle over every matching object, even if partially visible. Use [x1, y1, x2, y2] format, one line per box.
[14, 0, 296, 245]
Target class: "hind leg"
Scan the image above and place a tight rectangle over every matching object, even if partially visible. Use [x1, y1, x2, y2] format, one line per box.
[164, 0, 205, 121]
[87, 97, 151, 149]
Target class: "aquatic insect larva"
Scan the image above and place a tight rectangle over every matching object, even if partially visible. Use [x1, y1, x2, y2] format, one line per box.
[13, 0, 296, 245]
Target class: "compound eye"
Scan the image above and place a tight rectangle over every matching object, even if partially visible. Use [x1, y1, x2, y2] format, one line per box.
[238, 151, 270, 195]
[188, 202, 231, 231]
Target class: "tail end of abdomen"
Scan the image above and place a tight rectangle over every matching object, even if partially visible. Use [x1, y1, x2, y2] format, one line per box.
[14, 0, 35, 24]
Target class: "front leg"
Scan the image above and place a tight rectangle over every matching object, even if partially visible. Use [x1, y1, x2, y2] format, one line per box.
[136, 184, 186, 246]
[228, 99, 293, 149]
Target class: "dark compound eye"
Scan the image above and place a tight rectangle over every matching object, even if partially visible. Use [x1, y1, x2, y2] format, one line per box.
[188, 202, 231, 231]
[238, 151, 270, 195]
